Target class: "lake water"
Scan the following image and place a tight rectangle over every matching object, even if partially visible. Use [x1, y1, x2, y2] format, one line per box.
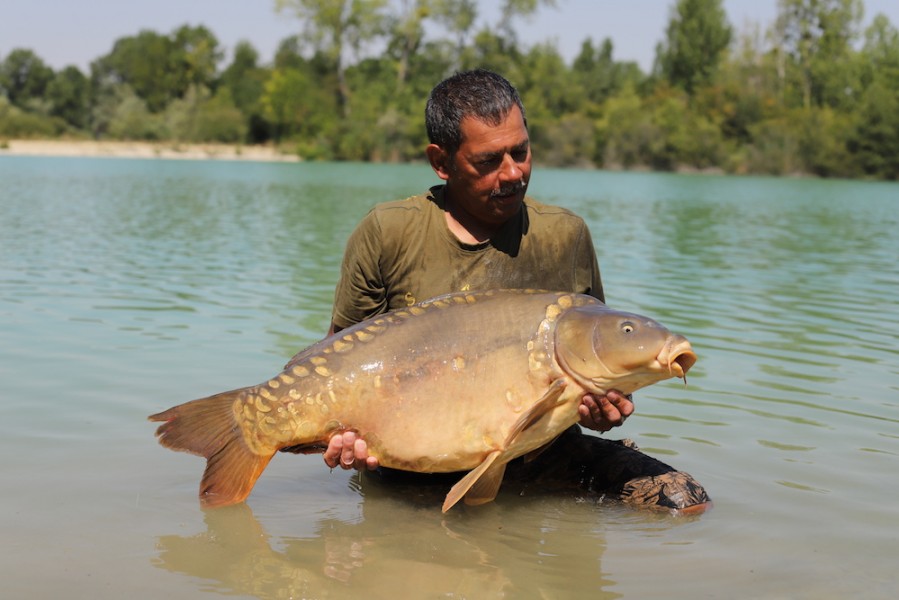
[1, 156, 897, 599]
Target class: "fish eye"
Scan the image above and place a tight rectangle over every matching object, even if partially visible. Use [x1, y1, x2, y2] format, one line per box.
[621, 321, 635, 334]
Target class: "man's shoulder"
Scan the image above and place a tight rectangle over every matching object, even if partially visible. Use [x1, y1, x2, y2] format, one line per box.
[368, 191, 435, 218]
[353, 191, 436, 237]
[524, 197, 587, 228]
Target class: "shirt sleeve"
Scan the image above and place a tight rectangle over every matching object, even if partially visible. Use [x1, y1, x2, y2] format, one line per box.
[331, 210, 389, 329]
[576, 222, 605, 303]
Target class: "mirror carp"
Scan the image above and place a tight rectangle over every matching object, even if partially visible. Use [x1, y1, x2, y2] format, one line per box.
[149, 289, 696, 512]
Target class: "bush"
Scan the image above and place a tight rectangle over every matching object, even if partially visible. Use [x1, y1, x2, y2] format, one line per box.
[164, 86, 247, 143]
[0, 96, 65, 137]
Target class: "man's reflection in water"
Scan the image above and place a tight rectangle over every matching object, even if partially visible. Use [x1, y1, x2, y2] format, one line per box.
[154, 483, 619, 598]
[153, 431, 707, 598]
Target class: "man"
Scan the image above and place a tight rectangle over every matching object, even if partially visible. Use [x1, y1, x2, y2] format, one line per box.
[320, 69, 710, 513]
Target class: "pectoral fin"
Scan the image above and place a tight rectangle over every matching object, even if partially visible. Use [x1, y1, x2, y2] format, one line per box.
[442, 450, 501, 513]
[440, 381, 569, 513]
[523, 434, 561, 463]
[463, 461, 507, 507]
[504, 379, 567, 446]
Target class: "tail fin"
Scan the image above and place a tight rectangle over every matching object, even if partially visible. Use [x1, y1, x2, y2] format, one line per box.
[149, 389, 274, 508]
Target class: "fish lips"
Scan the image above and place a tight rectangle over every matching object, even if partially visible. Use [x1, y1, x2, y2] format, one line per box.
[659, 336, 697, 379]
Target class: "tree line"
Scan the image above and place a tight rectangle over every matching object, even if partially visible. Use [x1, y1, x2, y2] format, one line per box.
[1, 0, 897, 180]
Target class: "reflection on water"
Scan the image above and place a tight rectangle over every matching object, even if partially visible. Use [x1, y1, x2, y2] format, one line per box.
[154, 481, 627, 599]
[2, 158, 898, 598]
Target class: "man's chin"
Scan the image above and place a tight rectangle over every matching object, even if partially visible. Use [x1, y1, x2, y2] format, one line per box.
[490, 192, 525, 213]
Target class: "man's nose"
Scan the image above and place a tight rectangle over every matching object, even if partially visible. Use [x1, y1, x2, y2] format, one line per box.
[498, 153, 522, 181]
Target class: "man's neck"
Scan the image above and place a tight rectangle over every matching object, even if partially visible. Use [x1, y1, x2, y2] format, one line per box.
[443, 192, 503, 245]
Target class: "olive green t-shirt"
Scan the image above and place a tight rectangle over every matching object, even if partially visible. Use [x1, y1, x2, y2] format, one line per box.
[331, 185, 604, 329]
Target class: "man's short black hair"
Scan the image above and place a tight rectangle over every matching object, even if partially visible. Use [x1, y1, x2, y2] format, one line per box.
[425, 69, 527, 155]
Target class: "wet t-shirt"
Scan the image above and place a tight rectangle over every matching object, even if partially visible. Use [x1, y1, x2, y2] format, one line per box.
[331, 185, 604, 329]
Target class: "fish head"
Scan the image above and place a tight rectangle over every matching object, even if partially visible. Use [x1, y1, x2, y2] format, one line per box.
[553, 304, 697, 395]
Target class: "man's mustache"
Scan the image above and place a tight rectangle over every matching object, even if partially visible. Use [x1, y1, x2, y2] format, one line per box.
[490, 179, 527, 198]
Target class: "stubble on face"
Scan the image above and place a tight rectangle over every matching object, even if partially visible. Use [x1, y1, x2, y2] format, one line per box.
[444, 105, 533, 236]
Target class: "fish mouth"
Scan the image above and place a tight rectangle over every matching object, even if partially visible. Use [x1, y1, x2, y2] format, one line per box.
[661, 337, 697, 380]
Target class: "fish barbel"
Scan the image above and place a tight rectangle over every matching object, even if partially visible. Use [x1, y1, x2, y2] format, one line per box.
[149, 289, 697, 511]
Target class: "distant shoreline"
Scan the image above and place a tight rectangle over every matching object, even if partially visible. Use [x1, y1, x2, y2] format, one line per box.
[0, 139, 301, 163]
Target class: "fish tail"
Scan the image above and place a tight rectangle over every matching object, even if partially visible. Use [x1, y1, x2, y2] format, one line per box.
[149, 389, 274, 508]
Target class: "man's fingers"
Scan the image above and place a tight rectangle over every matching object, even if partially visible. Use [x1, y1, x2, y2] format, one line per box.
[353, 438, 368, 469]
[606, 390, 635, 419]
[340, 431, 357, 468]
[323, 431, 377, 471]
[323, 433, 343, 468]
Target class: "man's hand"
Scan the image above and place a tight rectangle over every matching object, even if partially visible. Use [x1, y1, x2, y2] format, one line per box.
[323, 431, 379, 471]
[578, 390, 634, 432]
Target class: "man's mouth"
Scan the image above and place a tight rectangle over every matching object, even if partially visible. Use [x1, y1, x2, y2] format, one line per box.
[490, 181, 526, 200]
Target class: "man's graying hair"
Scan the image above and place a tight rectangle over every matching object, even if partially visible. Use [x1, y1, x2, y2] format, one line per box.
[425, 69, 527, 155]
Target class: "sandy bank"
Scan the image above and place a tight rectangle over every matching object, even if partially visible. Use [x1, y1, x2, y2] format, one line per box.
[0, 139, 300, 162]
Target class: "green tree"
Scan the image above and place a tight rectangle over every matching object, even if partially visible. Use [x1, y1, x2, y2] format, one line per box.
[91, 30, 185, 112]
[794, 107, 854, 176]
[341, 56, 409, 161]
[172, 25, 223, 90]
[102, 85, 164, 139]
[275, 0, 390, 116]
[0, 95, 63, 137]
[714, 21, 780, 140]
[772, 0, 863, 108]
[261, 66, 338, 153]
[46, 66, 90, 129]
[655, 0, 732, 94]
[596, 85, 656, 168]
[848, 80, 899, 179]
[91, 26, 223, 114]
[516, 42, 586, 161]
[0, 49, 55, 108]
[387, 0, 429, 89]
[430, 0, 477, 69]
[462, 28, 523, 75]
[495, 0, 558, 41]
[220, 41, 271, 142]
[860, 13, 899, 89]
[163, 85, 247, 143]
[573, 37, 644, 109]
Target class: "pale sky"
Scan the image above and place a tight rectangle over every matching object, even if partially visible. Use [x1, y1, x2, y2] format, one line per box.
[1, 0, 897, 74]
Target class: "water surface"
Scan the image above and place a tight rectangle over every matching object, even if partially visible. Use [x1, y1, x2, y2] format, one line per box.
[1, 157, 897, 598]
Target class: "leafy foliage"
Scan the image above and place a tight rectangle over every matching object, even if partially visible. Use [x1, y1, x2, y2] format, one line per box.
[656, 0, 732, 94]
[1, 1, 897, 179]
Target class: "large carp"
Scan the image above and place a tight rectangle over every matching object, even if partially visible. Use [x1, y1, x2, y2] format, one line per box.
[150, 290, 696, 512]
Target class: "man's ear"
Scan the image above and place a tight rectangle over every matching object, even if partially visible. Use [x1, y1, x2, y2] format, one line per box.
[426, 144, 451, 181]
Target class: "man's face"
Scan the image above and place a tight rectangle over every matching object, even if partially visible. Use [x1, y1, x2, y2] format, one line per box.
[438, 104, 532, 227]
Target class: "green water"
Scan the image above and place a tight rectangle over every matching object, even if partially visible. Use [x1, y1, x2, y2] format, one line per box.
[1, 156, 897, 598]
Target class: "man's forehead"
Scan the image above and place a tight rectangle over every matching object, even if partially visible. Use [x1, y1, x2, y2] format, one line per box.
[458, 107, 528, 150]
